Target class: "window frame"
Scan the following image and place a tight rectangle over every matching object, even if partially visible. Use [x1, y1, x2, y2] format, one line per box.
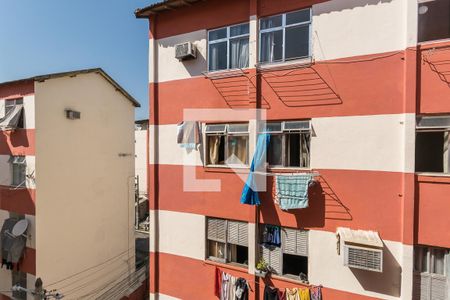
[415, 246, 449, 276]
[206, 217, 249, 267]
[259, 8, 312, 64]
[260, 121, 311, 169]
[207, 22, 250, 72]
[205, 123, 249, 167]
[10, 156, 26, 187]
[259, 224, 309, 280]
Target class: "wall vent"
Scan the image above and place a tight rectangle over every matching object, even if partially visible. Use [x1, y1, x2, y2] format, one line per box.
[175, 42, 197, 60]
[344, 244, 383, 272]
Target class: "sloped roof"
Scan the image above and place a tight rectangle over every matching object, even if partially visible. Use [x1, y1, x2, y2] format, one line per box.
[135, 0, 204, 18]
[0, 68, 140, 107]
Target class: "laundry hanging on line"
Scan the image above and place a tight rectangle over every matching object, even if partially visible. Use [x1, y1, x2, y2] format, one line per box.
[263, 285, 322, 300]
[215, 268, 249, 300]
[262, 225, 281, 247]
[273, 174, 314, 210]
[177, 121, 201, 149]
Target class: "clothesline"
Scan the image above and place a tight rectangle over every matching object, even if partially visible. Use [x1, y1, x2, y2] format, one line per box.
[252, 171, 320, 177]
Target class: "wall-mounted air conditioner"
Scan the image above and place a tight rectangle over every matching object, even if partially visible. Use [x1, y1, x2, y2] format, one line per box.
[175, 42, 197, 61]
[343, 244, 383, 272]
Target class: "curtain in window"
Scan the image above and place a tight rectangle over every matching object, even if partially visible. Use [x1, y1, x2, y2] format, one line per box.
[260, 32, 275, 63]
[208, 136, 221, 165]
[227, 136, 247, 165]
[230, 38, 249, 69]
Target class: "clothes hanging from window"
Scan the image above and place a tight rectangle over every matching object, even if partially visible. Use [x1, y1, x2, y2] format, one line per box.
[241, 134, 270, 205]
[215, 267, 222, 298]
[262, 225, 281, 247]
[221, 272, 231, 300]
[235, 278, 248, 300]
[285, 288, 300, 300]
[310, 286, 322, 300]
[263, 286, 279, 300]
[274, 174, 313, 210]
[299, 288, 310, 300]
[177, 121, 201, 149]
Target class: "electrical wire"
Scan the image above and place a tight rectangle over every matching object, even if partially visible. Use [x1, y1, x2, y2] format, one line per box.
[44, 246, 136, 288]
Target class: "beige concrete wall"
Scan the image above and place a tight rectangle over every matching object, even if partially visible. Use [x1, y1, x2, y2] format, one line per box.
[135, 129, 147, 195]
[34, 72, 135, 298]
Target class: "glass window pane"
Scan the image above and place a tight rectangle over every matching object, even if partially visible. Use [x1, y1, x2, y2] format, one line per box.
[286, 9, 311, 25]
[227, 135, 248, 165]
[260, 122, 282, 132]
[230, 23, 249, 37]
[432, 249, 446, 275]
[207, 135, 225, 165]
[208, 240, 225, 259]
[417, 115, 450, 129]
[228, 124, 249, 133]
[418, 0, 450, 42]
[209, 28, 227, 41]
[268, 134, 283, 166]
[260, 30, 283, 63]
[286, 133, 300, 167]
[301, 133, 310, 168]
[230, 38, 249, 69]
[209, 42, 228, 71]
[285, 25, 310, 60]
[260, 15, 282, 30]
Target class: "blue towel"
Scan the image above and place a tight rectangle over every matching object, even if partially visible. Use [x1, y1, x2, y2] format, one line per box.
[240, 134, 270, 205]
[275, 174, 313, 210]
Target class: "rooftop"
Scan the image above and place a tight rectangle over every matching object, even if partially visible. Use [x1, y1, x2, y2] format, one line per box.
[0, 68, 141, 107]
[135, 0, 204, 18]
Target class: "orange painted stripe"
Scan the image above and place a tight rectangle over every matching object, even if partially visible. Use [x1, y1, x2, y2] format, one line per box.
[149, 164, 411, 243]
[149, 251, 380, 300]
[0, 186, 36, 216]
[149, 50, 411, 125]
[21, 247, 36, 276]
[0, 80, 34, 100]
[151, 0, 326, 40]
[0, 129, 35, 156]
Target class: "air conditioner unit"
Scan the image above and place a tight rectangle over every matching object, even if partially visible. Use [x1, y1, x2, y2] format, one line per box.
[175, 42, 197, 60]
[65, 109, 81, 120]
[344, 244, 383, 272]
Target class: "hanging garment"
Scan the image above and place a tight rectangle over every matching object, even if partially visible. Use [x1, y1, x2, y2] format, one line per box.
[8, 235, 26, 263]
[228, 276, 236, 300]
[221, 272, 231, 300]
[310, 286, 322, 300]
[177, 121, 201, 149]
[275, 174, 313, 210]
[241, 134, 270, 205]
[299, 288, 310, 300]
[262, 225, 281, 247]
[215, 267, 222, 298]
[235, 278, 248, 300]
[263, 285, 279, 300]
[285, 288, 300, 300]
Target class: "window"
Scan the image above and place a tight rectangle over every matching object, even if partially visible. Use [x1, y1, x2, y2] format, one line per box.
[418, 0, 450, 42]
[259, 8, 312, 64]
[205, 123, 249, 166]
[413, 246, 449, 300]
[208, 23, 250, 72]
[260, 225, 309, 280]
[10, 156, 26, 187]
[416, 116, 450, 173]
[260, 121, 311, 168]
[0, 98, 24, 129]
[206, 218, 248, 266]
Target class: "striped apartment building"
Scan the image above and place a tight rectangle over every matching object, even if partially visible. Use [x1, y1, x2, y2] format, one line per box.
[0, 69, 141, 299]
[136, 0, 450, 299]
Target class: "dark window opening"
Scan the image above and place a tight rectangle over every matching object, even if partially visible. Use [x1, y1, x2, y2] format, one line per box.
[282, 253, 308, 279]
[286, 133, 301, 167]
[415, 131, 449, 173]
[268, 134, 283, 166]
[12, 271, 27, 300]
[229, 244, 248, 265]
[418, 0, 450, 42]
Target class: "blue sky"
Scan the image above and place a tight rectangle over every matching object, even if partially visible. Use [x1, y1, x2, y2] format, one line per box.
[0, 0, 155, 120]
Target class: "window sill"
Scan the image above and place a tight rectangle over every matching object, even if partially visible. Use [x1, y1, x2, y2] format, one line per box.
[204, 259, 249, 273]
[269, 273, 310, 286]
[418, 38, 450, 49]
[267, 167, 312, 173]
[203, 68, 250, 79]
[416, 172, 450, 183]
[204, 165, 250, 173]
[256, 57, 313, 72]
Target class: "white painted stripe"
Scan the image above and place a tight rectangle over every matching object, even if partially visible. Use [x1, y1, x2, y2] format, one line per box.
[151, 210, 413, 300]
[151, 0, 411, 83]
[149, 114, 416, 173]
[0, 209, 36, 249]
[0, 155, 36, 189]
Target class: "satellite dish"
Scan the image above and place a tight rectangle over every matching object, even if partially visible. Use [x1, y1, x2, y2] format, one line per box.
[12, 219, 28, 237]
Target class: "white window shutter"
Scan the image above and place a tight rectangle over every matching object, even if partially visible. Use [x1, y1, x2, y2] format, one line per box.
[207, 218, 226, 242]
[283, 228, 308, 256]
[431, 275, 447, 300]
[227, 221, 248, 246]
[413, 273, 430, 300]
[260, 245, 281, 275]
